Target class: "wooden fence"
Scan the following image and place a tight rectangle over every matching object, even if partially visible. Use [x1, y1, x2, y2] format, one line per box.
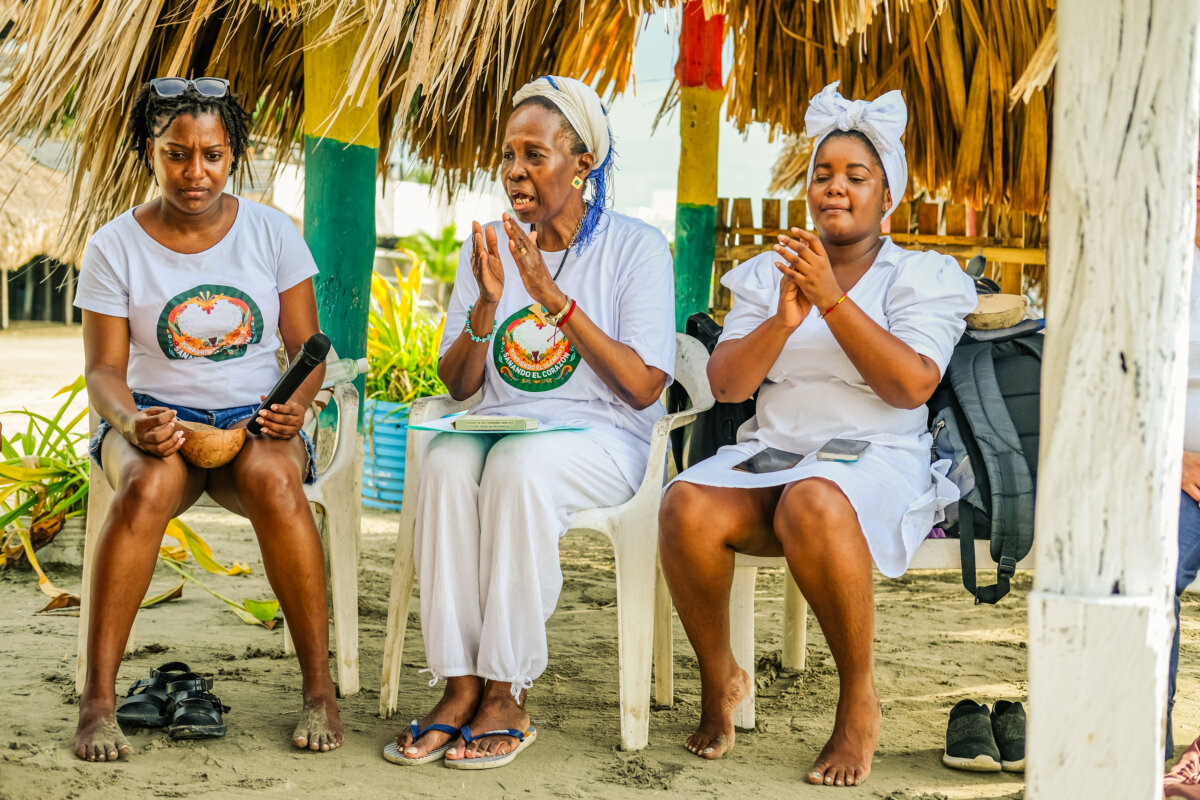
[711, 198, 1047, 319]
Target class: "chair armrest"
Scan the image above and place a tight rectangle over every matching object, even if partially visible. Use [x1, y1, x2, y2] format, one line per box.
[312, 381, 360, 479]
[407, 392, 478, 425]
[631, 398, 714, 500]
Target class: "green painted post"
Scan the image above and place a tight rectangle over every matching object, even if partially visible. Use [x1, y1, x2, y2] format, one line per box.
[303, 8, 378, 428]
[673, 1, 724, 331]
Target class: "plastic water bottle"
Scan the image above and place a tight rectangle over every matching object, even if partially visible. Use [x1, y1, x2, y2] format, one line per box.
[321, 357, 368, 387]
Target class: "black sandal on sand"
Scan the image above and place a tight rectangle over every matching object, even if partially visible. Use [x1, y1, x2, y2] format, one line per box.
[115, 661, 192, 729]
[165, 673, 229, 740]
[990, 700, 1027, 773]
[942, 699, 1002, 772]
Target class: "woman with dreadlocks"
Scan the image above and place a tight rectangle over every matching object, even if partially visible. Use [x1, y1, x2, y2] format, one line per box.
[72, 78, 343, 761]
[382, 76, 675, 770]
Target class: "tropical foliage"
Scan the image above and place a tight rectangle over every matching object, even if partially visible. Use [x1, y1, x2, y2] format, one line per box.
[366, 261, 447, 406]
[393, 224, 460, 287]
[0, 377, 89, 565]
[0, 379, 277, 625]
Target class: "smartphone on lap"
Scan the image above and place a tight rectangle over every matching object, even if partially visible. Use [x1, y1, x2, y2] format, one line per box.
[731, 447, 805, 474]
[816, 438, 871, 462]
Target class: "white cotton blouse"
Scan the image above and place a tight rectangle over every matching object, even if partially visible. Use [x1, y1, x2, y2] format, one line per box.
[440, 211, 677, 490]
[671, 237, 977, 577]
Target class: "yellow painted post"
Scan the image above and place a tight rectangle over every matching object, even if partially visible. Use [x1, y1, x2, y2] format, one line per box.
[673, 0, 725, 331]
[303, 6, 378, 427]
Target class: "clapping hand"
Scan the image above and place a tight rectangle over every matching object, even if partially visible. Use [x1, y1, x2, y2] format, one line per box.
[502, 213, 567, 313]
[471, 221, 505, 304]
[774, 228, 842, 314]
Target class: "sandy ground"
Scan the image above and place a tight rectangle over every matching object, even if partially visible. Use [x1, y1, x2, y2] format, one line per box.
[2, 323, 1196, 800]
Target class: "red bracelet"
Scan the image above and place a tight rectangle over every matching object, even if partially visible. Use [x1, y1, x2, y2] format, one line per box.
[556, 299, 578, 328]
[820, 293, 848, 319]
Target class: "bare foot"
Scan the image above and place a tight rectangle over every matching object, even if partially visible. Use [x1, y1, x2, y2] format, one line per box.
[292, 691, 345, 752]
[394, 676, 482, 760]
[807, 688, 881, 787]
[445, 681, 531, 762]
[74, 699, 133, 762]
[685, 664, 751, 759]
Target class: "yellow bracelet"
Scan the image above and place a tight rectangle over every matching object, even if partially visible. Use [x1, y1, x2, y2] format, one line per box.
[820, 293, 848, 319]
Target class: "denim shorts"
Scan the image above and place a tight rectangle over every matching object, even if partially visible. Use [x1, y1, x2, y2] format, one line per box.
[89, 392, 315, 484]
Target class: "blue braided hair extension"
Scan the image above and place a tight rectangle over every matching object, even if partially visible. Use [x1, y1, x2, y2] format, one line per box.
[529, 75, 615, 253]
[576, 135, 615, 253]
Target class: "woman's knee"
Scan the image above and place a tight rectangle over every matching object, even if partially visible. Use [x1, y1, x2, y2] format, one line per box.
[230, 446, 307, 513]
[775, 479, 857, 541]
[112, 460, 188, 519]
[659, 482, 729, 549]
[422, 434, 488, 487]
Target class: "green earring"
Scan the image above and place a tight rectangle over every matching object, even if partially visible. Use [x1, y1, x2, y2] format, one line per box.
[571, 176, 584, 189]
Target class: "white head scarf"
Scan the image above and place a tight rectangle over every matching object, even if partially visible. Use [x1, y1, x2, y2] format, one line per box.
[804, 81, 908, 220]
[512, 75, 611, 173]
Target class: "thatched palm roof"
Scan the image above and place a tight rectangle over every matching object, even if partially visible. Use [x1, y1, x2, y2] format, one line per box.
[752, 0, 1055, 217]
[0, 0, 1054, 262]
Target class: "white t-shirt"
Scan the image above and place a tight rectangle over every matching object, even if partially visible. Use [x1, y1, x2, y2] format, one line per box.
[718, 237, 977, 457]
[74, 196, 318, 408]
[440, 211, 676, 488]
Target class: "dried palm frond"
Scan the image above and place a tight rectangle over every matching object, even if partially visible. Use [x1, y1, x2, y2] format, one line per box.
[0, 0, 661, 262]
[744, 0, 1055, 216]
[0, 0, 1058, 264]
[0, 0, 310, 261]
[1009, 12, 1055, 108]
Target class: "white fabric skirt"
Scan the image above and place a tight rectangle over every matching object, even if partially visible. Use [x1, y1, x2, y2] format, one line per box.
[669, 440, 958, 577]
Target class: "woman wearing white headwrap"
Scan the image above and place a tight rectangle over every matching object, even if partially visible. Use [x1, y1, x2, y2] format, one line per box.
[382, 75, 676, 769]
[659, 82, 976, 787]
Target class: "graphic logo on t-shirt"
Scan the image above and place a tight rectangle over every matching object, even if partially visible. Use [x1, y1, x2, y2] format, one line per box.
[156, 285, 263, 362]
[492, 306, 579, 392]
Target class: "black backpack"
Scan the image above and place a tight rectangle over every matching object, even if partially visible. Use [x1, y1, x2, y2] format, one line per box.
[928, 321, 1043, 604]
[669, 312, 756, 471]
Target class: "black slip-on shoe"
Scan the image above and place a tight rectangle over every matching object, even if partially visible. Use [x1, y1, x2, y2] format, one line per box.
[943, 699, 1002, 772]
[991, 700, 1026, 772]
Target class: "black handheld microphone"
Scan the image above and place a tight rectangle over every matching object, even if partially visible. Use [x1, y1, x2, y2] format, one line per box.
[247, 332, 332, 435]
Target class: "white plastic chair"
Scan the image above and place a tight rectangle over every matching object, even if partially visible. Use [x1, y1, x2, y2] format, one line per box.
[653, 539, 1036, 729]
[378, 332, 714, 751]
[76, 356, 365, 696]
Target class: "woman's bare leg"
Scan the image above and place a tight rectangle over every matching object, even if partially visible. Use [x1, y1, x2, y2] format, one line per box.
[658, 481, 782, 759]
[74, 433, 205, 762]
[775, 478, 879, 788]
[208, 435, 343, 752]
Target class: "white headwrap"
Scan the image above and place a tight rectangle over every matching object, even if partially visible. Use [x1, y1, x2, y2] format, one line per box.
[804, 81, 908, 220]
[512, 75, 611, 173]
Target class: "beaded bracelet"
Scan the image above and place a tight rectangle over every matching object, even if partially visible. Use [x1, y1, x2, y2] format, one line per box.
[464, 303, 498, 343]
[820, 293, 848, 319]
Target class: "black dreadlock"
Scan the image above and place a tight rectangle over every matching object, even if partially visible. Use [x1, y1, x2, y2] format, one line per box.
[128, 81, 253, 176]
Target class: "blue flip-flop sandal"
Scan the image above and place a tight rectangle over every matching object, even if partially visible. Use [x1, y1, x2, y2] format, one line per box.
[382, 720, 461, 765]
[444, 725, 537, 770]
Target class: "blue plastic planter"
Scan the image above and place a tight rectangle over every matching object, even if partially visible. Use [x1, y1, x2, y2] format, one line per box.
[362, 398, 410, 511]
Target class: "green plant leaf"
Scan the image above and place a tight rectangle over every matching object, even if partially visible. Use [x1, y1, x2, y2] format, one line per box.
[164, 518, 250, 576]
[241, 598, 280, 622]
[157, 556, 275, 629]
[141, 580, 185, 609]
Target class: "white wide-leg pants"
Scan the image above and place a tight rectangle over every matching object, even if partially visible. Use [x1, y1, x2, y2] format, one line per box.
[414, 430, 633, 692]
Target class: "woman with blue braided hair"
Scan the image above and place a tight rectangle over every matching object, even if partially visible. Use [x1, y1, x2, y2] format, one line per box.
[382, 75, 675, 770]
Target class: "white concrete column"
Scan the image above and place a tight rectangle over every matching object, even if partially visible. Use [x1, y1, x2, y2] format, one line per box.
[1029, 2, 1200, 797]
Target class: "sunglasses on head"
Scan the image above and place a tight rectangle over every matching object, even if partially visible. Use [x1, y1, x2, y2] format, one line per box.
[149, 77, 230, 98]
